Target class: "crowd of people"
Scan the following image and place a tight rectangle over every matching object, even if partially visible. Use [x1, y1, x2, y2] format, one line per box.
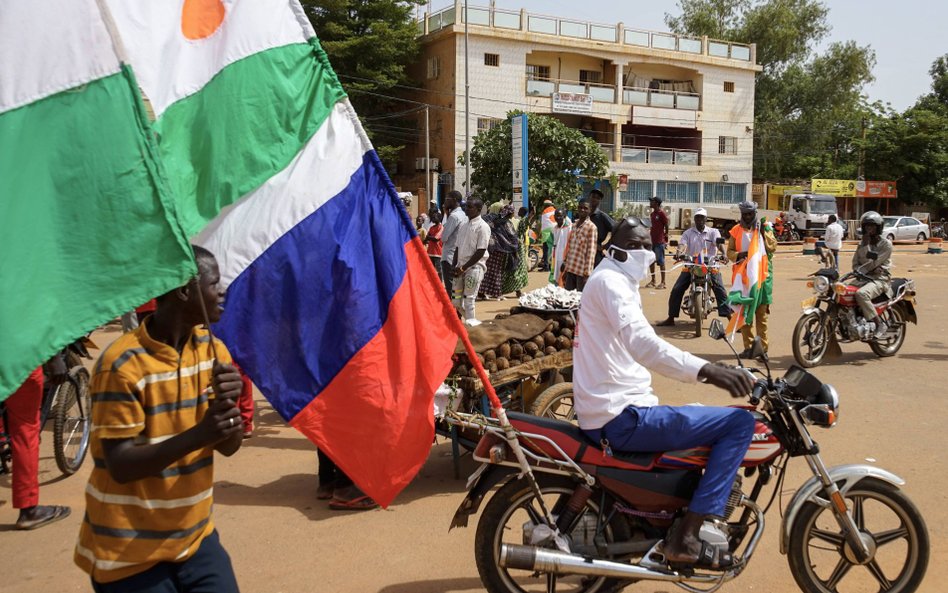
[2, 184, 895, 590]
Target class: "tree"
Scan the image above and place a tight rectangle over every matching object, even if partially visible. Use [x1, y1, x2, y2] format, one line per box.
[666, 0, 875, 180]
[460, 112, 608, 209]
[302, 0, 425, 172]
[864, 55, 948, 207]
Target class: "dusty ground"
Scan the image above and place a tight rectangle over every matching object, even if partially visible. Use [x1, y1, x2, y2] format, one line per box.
[2, 243, 946, 593]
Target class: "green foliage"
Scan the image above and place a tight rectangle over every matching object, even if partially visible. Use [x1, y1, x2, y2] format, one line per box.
[667, 0, 874, 180]
[864, 58, 948, 206]
[459, 111, 608, 210]
[302, 0, 425, 173]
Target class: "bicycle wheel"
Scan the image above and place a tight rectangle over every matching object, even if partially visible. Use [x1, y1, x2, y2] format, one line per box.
[53, 367, 92, 475]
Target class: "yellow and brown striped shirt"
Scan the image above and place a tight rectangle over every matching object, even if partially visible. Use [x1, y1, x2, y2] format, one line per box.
[74, 322, 231, 584]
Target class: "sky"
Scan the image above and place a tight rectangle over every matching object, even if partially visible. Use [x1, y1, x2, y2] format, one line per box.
[426, 0, 945, 111]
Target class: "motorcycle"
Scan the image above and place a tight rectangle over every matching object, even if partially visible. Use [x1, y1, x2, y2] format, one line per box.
[673, 250, 727, 338]
[776, 220, 801, 243]
[792, 264, 917, 368]
[448, 325, 928, 593]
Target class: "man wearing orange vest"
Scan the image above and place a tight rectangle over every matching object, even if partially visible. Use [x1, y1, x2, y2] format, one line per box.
[726, 201, 777, 358]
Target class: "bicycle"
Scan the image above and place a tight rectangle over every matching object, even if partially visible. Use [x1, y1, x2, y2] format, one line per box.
[0, 338, 96, 476]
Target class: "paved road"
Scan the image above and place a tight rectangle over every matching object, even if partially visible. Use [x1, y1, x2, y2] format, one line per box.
[3, 244, 945, 592]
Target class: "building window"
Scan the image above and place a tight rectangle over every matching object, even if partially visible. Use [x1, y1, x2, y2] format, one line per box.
[620, 180, 654, 203]
[476, 117, 502, 134]
[579, 69, 602, 84]
[704, 182, 746, 204]
[484, 53, 500, 67]
[426, 56, 440, 80]
[526, 64, 551, 81]
[723, 81, 735, 93]
[656, 181, 700, 203]
[718, 136, 737, 155]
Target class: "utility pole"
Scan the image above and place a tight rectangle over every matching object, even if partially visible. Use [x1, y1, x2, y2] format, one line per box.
[464, 0, 470, 196]
[858, 116, 867, 180]
[425, 104, 431, 209]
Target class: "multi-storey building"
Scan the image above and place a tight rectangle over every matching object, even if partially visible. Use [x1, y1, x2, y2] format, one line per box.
[400, 2, 761, 221]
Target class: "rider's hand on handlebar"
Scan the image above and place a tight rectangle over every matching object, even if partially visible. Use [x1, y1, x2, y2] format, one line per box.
[698, 363, 754, 398]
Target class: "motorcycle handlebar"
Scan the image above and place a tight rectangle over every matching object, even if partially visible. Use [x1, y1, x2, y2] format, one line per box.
[750, 379, 768, 406]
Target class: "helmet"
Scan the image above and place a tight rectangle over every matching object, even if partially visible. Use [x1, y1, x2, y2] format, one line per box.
[860, 211, 883, 228]
[738, 200, 758, 213]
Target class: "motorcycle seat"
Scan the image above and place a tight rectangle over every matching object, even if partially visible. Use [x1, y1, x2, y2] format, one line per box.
[890, 278, 908, 292]
[506, 411, 657, 468]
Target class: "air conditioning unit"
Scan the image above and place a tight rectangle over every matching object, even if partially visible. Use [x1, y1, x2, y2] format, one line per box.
[663, 205, 678, 230]
[415, 157, 440, 171]
[681, 208, 693, 230]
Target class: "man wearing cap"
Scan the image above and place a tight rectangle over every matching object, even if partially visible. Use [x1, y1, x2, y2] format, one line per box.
[727, 201, 777, 358]
[646, 196, 669, 289]
[656, 209, 731, 327]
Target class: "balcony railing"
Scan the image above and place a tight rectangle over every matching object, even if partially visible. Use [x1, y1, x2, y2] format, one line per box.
[526, 78, 616, 103]
[623, 87, 700, 110]
[418, 3, 755, 64]
[619, 146, 700, 166]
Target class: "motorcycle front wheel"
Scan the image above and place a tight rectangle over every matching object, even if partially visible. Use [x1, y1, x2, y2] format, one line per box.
[793, 312, 829, 368]
[693, 289, 704, 338]
[787, 478, 929, 593]
[869, 307, 906, 357]
[475, 475, 631, 593]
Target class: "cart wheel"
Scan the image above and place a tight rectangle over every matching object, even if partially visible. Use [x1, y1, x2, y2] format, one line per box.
[529, 383, 575, 423]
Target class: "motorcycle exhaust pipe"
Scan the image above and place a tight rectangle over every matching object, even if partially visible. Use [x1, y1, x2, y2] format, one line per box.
[501, 498, 764, 585]
[501, 544, 720, 584]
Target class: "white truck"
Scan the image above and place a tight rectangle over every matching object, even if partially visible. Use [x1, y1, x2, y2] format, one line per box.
[783, 193, 839, 237]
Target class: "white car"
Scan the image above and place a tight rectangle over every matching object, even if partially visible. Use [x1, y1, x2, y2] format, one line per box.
[882, 216, 930, 242]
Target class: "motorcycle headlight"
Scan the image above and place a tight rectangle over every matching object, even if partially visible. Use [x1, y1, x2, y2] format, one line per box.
[813, 275, 830, 295]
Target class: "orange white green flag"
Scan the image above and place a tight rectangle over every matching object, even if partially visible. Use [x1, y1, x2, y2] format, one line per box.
[0, 0, 195, 398]
[725, 222, 772, 338]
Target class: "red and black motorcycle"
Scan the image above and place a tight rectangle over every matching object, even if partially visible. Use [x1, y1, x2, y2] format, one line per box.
[792, 266, 917, 368]
[447, 324, 928, 593]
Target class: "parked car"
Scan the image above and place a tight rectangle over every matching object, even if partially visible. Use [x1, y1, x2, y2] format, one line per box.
[882, 216, 929, 242]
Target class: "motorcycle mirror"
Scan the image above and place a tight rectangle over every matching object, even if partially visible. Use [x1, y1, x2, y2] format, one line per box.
[709, 319, 726, 340]
[669, 240, 679, 247]
[867, 252, 878, 260]
[716, 237, 726, 245]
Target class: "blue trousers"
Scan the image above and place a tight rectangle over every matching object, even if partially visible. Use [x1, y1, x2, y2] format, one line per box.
[583, 405, 755, 517]
[91, 530, 239, 593]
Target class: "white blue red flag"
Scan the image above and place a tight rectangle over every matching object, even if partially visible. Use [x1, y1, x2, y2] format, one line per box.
[106, 0, 458, 507]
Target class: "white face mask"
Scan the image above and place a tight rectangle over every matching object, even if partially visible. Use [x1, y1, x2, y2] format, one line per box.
[607, 246, 655, 283]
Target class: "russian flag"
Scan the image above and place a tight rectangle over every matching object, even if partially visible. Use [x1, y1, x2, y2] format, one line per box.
[144, 7, 460, 506]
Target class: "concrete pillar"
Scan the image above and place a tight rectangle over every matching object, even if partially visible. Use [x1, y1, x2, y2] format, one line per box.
[617, 22, 624, 45]
[750, 43, 757, 64]
[614, 63, 624, 104]
[520, 8, 527, 31]
[612, 122, 622, 162]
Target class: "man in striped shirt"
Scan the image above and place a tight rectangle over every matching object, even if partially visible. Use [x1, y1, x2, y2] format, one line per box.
[75, 246, 244, 592]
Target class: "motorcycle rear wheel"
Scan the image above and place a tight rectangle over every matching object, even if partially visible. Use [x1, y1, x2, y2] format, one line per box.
[787, 477, 929, 593]
[792, 312, 829, 368]
[870, 307, 906, 357]
[475, 475, 632, 593]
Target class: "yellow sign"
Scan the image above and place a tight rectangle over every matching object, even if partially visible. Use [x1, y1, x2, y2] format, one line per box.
[766, 184, 804, 210]
[812, 179, 856, 197]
